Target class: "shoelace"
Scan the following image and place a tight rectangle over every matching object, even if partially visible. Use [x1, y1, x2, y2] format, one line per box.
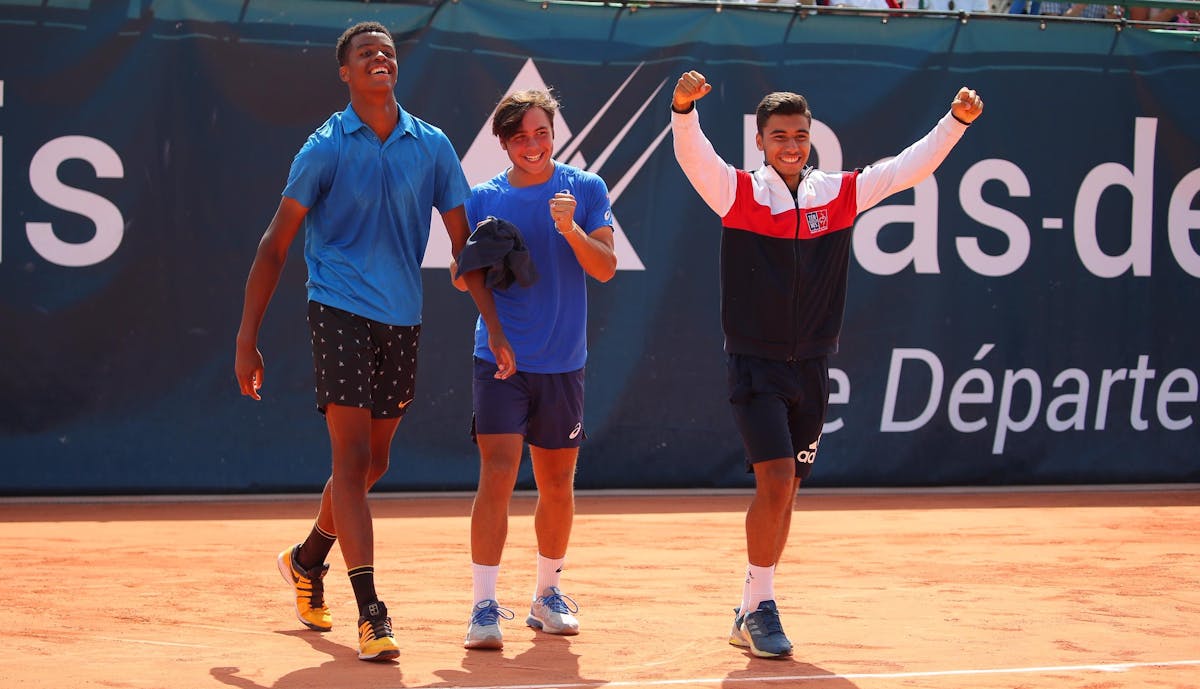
[747, 607, 784, 637]
[298, 563, 329, 609]
[471, 602, 515, 626]
[541, 591, 579, 615]
[363, 615, 394, 640]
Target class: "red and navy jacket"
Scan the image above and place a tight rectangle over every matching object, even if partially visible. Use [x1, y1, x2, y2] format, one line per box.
[672, 107, 968, 361]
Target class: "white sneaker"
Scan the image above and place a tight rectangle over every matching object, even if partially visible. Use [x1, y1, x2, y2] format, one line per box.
[464, 599, 513, 650]
[525, 586, 579, 636]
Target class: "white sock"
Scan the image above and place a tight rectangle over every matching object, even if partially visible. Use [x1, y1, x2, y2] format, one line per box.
[472, 563, 499, 605]
[744, 563, 776, 614]
[534, 553, 565, 599]
[738, 565, 753, 617]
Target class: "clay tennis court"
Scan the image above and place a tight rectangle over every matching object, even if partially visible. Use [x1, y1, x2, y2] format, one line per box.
[5, 488, 1198, 688]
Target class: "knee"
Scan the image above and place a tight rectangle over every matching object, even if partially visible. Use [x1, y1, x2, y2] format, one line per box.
[535, 470, 576, 502]
[331, 441, 373, 481]
[754, 466, 797, 505]
[478, 454, 520, 489]
[366, 454, 390, 486]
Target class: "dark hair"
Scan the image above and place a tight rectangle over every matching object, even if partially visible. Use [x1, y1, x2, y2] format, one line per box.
[755, 92, 812, 134]
[335, 22, 392, 66]
[492, 89, 560, 142]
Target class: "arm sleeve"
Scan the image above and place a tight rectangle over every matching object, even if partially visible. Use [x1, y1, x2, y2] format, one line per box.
[433, 132, 472, 213]
[855, 112, 969, 213]
[671, 108, 738, 218]
[582, 173, 614, 234]
[464, 192, 480, 229]
[282, 134, 335, 208]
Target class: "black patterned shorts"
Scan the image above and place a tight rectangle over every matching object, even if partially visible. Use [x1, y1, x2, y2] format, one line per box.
[307, 301, 420, 419]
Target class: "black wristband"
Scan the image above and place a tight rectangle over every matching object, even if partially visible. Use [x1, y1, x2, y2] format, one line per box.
[951, 112, 972, 126]
[671, 102, 695, 115]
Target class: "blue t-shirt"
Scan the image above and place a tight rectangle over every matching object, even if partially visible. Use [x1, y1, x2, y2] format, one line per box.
[465, 163, 613, 373]
[283, 104, 470, 326]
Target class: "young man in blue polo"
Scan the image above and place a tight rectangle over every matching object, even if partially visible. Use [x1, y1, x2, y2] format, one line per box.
[671, 70, 983, 658]
[449, 89, 617, 650]
[234, 21, 513, 661]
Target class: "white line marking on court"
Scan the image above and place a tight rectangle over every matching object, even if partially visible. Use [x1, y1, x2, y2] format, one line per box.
[389, 659, 1200, 689]
[174, 622, 285, 636]
[91, 636, 213, 649]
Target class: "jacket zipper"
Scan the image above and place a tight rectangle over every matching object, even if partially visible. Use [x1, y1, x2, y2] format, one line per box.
[789, 189, 802, 361]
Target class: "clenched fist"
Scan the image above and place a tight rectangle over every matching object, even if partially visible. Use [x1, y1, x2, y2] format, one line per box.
[673, 70, 713, 113]
[951, 87, 984, 125]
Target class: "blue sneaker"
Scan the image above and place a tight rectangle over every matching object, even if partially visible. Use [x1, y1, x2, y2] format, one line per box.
[729, 606, 749, 648]
[464, 599, 514, 649]
[740, 600, 793, 658]
[526, 586, 579, 635]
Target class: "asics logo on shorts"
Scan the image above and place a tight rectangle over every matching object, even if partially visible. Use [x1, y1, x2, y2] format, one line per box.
[569, 423, 582, 439]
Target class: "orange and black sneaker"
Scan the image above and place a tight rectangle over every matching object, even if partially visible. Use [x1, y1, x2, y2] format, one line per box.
[276, 544, 333, 632]
[357, 600, 400, 661]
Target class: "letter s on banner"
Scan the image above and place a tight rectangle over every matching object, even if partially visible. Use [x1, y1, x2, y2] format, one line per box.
[957, 159, 1031, 277]
[26, 135, 125, 267]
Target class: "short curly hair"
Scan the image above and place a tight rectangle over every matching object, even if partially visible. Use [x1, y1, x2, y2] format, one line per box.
[335, 22, 392, 66]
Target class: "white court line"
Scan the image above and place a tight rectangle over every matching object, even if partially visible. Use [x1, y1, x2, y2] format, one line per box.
[174, 622, 286, 636]
[382, 660, 1200, 689]
[91, 636, 213, 649]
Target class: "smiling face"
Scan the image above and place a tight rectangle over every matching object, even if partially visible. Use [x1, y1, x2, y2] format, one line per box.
[501, 106, 556, 187]
[756, 113, 812, 190]
[338, 31, 397, 94]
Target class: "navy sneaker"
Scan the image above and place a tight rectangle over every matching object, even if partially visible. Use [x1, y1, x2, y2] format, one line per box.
[740, 600, 793, 658]
[729, 606, 750, 648]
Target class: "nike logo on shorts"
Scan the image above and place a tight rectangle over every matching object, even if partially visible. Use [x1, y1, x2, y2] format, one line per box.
[398, 398, 413, 409]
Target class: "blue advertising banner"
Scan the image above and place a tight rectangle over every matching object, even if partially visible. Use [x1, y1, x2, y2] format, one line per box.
[0, 0, 1197, 493]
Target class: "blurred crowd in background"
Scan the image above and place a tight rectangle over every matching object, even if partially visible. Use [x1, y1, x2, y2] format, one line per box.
[740, 0, 1198, 24]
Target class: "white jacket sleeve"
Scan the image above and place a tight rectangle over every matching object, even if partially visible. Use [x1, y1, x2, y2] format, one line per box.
[671, 108, 738, 218]
[856, 113, 969, 213]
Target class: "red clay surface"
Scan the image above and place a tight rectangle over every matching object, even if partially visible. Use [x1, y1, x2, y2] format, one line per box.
[4, 489, 1198, 688]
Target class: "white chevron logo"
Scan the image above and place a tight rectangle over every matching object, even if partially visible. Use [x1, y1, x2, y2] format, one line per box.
[424, 59, 669, 272]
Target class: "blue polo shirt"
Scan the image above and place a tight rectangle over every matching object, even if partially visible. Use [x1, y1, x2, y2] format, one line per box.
[283, 103, 470, 326]
[465, 163, 613, 373]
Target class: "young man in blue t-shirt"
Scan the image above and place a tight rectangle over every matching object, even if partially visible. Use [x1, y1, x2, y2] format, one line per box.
[449, 89, 617, 650]
[234, 22, 513, 662]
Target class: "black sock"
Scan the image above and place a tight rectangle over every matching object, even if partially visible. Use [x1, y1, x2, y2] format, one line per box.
[348, 565, 378, 613]
[295, 524, 337, 571]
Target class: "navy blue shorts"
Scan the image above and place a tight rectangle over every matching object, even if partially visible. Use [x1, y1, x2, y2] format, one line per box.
[726, 353, 828, 479]
[471, 357, 586, 449]
[307, 301, 419, 419]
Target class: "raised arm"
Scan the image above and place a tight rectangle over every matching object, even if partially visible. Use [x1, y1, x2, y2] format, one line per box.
[670, 70, 738, 218]
[855, 87, 984, 212]
[550, 191, 616, 282]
